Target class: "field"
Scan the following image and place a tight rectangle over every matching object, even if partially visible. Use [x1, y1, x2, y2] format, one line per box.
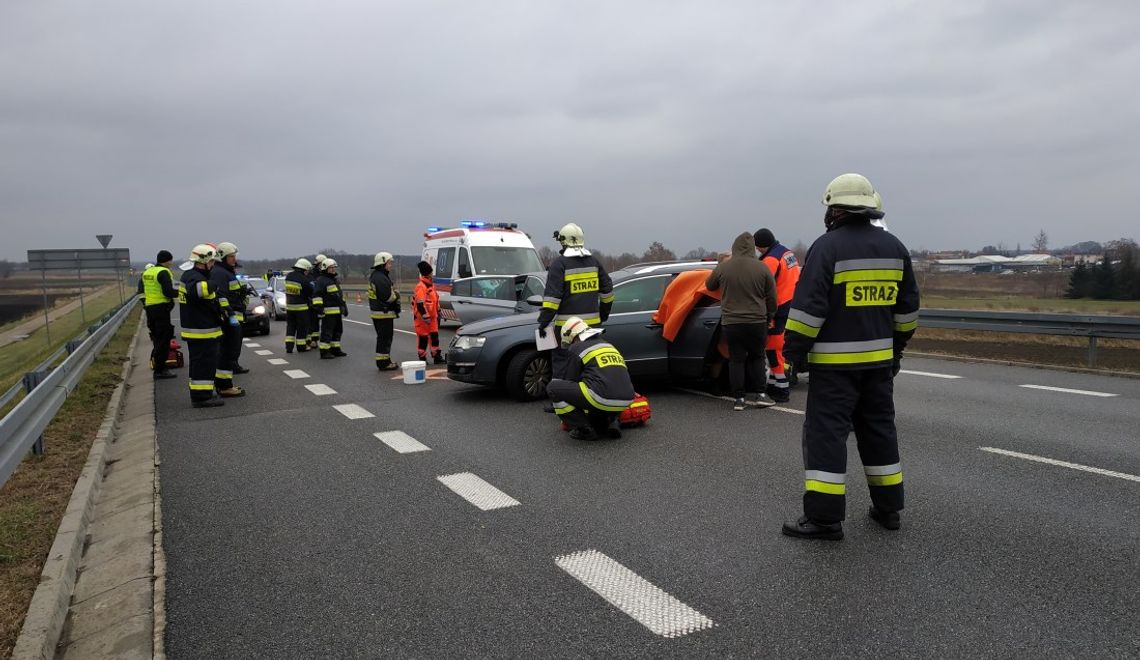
[0, 272, 124, 329]
[919, 271, 1140, 315]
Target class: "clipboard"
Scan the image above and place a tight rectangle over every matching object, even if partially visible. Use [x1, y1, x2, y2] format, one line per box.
[535, 328, 558, 351]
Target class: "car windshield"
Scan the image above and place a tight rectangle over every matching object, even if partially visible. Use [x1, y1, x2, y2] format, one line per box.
[470, 247, 543, 275]
[243, 277, 268, 291]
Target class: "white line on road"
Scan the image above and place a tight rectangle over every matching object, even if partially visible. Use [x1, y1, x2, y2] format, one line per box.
[374, 431, 430, 453]
[437, 472, 520, 510]
[900, 369, 963, 379]
[554, 549, 714, 638]
[344, 317, 417, 335]
[254, 349, 274, 356]
[675, 387, 804, 415]
[980, 447, 1140, 483]
[1018, 384, 1118, 398]
[245, 343, 261, 348]
[283, 369, 310, 379]
[305, 384, 337, 396]
[267, 358, 289, 365]
[333, 403, 374, 419]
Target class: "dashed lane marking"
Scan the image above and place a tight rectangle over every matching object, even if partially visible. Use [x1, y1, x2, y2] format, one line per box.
[554, 549, 715, 638]
[305, 384, 337, 396]
[900, 369, 962, 379]
[675, 387, 804, 415]
[1019, 384, 1118, 398]
[980, 447, 1140, 483]
[245, 342, 261, 348]
[343, 317, 417, 335]
[374, 431, 431, 453]
[437, 472, 520, 510]
[254, 349, 274, 356]
[333, 403, 374, 419]
[267, 358, 289, 365]
[283, 370, 310, 379]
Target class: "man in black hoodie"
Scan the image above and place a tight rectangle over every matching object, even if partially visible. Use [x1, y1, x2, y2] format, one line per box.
[705, 232, 778, 411]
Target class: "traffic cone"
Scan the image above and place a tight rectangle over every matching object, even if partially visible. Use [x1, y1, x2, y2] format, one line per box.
[356, 292, 363, 304]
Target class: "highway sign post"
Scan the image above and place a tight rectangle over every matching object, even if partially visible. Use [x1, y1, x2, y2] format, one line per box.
[26, 248, 132, 345]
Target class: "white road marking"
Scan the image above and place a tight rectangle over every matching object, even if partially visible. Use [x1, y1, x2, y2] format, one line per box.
[900, 369, 962, 379]
[305, 384, 337, 396]
[554, 549, 714, 638]
[437, 472, 520, 510]
[245, 342, 261, 347]
[333, 403, 374, 419]
[980, 447, 1140, 483]
[283, 369, 310, 379]
[374, 431, 430, 453]
[344, 317, 417, 336]
[267, 358, 289, 365]
[1018, 384, 1118, 398]
[254, 349, 274, 356]
[675, 387, 804, 415]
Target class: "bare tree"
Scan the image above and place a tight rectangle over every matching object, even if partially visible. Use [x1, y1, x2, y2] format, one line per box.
[1032, 229, 1049, 253]
[683, 247, 714, 260]
[641, 241, 676, 262]
[537, 246, 558, 267]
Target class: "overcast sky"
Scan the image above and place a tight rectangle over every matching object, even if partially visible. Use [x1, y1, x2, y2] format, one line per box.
[2, 1, 1137, 263]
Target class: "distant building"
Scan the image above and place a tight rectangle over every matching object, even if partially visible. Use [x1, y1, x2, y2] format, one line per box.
[932, 254, 1062, 273]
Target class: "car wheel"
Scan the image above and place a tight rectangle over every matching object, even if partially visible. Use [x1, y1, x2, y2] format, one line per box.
[504, 349, 551, 402]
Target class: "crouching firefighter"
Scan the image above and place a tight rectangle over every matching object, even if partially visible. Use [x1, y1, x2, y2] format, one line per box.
[413, 261, 443, 364]
[369, 252, 401, 370]
[284, 258, 313, 353]
[179, 244, 225, 408]
[313, 259, 347, 359]
[546, 316, 635, 441]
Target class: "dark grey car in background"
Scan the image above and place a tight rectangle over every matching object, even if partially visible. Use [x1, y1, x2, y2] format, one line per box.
[447, 262, 723, 400]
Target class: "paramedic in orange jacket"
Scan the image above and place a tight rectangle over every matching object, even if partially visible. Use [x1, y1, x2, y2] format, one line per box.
[755, 228, 801, 402]
[413, 261, 444, 364]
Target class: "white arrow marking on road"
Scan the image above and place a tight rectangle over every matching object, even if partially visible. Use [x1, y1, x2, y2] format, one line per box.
[900, 369, 962, 379]
[305, 384, 337, 396]
[254, 349, 273, 356]
[374, 431, 430, 453]
[283, 370, 309, 379]
[437, 473, 520, 510]
[980, 447, 1140, 483]
[555, 549, 714, 638]
[344, 317, 417, 335]
[245, 343, 261, 348]
[1018, 384, 1118, 397]
[333, 403, 374, 419]
[267, 358, 289, 365]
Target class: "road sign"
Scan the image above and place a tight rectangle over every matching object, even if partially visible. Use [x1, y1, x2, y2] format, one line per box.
[27, 248, 131, 271]
[96, 234, 113, 248]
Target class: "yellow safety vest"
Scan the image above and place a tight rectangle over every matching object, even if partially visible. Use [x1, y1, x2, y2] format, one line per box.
[141, 265, 175, 306]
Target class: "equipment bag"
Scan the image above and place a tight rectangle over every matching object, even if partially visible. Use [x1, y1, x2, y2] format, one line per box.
[166, 339, 184, 369]
[618, 393, 651, 427]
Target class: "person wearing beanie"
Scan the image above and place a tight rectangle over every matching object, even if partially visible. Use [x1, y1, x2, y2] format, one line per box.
[140, 251, 179, 380]
[753, 228, 801, 402]
[412, 261, 443, 364]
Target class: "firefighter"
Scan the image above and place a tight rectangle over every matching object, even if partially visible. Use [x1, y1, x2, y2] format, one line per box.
[538, 223, 614, 395]
[412, 261, 443, 363]
[313, 258, 347, 359]
[754, 228, 801, 402]
[307, 254, 327, 349]
[284, 258, 314, 353]
[781, 173, 920, 540]
[369, 252, 401, 370]
[546, 316, 636, 441]
[209, 242, 247, 396]
[179, 244, 226, 408]
[141, 252, 178, 380]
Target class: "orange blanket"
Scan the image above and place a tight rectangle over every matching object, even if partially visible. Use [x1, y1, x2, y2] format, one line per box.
[653, 270, 722, 342]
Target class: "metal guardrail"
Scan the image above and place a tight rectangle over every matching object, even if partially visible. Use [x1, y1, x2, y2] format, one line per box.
[0, 299, 138, 489]
[919, 309, 1140, 368]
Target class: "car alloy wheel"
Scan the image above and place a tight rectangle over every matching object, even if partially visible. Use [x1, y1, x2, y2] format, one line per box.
[524, 354, 551, 398]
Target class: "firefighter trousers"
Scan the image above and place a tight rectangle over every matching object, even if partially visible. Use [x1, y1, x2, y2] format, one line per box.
[145, 304, 174, 373]
[285, 310, 310, 351]
[186, 337, 219, 403]
[801, 367, 904, 524]
[308, 309, 321, 344]
[320, 314, 343, 352]
[373, 318, 395, 366]
[214, 323, 243, 390]
[547, 379, 617, 431]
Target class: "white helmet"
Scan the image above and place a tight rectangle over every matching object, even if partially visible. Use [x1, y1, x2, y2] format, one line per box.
[315, 253, 328, 267]
[145, 263, 154, 270]
[294, 258, 313, 270]
[216, 242, 239, 258]
[190, 244, 216, 264]
[373, 252, 393, 268]
[323, 259, 338, 270]
[560, 316, 603, 346]
[554, 223, 585, 248]
[822, 173, 879, 209]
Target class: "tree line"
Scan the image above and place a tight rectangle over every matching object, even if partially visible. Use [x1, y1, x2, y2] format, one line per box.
[1066, 239, 1140, 300]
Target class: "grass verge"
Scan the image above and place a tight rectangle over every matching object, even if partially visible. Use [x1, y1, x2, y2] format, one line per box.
[910, 327, 1140, 374]
[0, 312, 140, 657]
[923, 295, 1140, 316]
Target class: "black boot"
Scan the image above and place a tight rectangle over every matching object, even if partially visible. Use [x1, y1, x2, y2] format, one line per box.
[433, 353, 445, 365]
[568, 426, 599, 441]
[868, 507, 901, 530]
[332, 349, 348, 357]
[233, 364, 250, 374]
[781, 516, 843, 540]
[154, 371, 177, 380]
[320, 350, 334, 359]
[192, 397, 225, 409]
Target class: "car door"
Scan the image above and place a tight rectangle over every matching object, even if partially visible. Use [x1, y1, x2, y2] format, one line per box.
[669, 297, 722, 378]
[602, 275, 672, 376]
[451, 276, 519, 324]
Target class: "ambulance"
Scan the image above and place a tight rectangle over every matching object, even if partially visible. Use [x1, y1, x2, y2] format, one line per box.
[421, 221, 545, 322]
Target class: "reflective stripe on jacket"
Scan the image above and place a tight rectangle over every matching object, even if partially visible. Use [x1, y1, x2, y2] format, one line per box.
[538, 253, 614, 328]
[368, 268, 400, 319]
[178, 267, 223, 340]
[560, 337, 636, 411]
[285, 269, 312, 312]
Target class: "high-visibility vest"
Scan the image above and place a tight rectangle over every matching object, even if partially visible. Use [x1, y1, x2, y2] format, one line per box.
[141, 265, 174, 306]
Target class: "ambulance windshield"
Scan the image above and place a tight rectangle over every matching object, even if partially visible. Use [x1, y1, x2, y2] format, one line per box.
[470, 246, 544, 275]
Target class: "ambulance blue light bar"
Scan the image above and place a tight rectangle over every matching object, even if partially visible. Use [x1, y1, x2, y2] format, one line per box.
[460, 220, 487, 228]
[427, 226, 443, 233]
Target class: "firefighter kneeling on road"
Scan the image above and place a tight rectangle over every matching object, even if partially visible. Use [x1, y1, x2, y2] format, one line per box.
[369, 252, 401, 370]
[545, 317, 635, 441]
[314, 259, 347, 359]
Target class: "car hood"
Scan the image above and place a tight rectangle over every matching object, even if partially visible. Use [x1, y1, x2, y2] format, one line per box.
[459, 311, 540, 335]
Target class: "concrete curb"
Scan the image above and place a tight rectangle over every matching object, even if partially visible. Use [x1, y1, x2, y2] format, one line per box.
[152, 442, 167, 660]
[11, 312, 143, 660]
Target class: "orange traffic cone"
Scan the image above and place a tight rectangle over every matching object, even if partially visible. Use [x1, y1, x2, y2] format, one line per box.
[356, 292, 363, 304]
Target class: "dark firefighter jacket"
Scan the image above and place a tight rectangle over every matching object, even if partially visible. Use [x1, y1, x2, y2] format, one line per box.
[559, 336, 636, 412]
[178, 267, 224, 340]
[209, 262, 246, 321]
[783, 219, 920, 370]
[368, 268, 400, 319]
[313, 273, 346, 316]
[285, 268, 313, 312]
[538, 252, 614, 328]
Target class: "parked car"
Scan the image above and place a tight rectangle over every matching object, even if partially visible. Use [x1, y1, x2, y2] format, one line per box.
[447, 262, 721, 400]
[448, 272, 546, 325]
[236, 276, 272, 336]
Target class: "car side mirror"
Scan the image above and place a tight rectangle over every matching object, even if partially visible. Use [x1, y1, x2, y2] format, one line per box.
[459, 267, 473, 279]
[526, 295, 543, 307]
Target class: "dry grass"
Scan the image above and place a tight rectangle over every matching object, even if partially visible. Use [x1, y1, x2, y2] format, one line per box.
[910, 327, 1140, 373]
[0, 314, 139, 657]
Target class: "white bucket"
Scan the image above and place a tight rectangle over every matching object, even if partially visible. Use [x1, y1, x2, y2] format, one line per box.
[401, 360, 427, 384]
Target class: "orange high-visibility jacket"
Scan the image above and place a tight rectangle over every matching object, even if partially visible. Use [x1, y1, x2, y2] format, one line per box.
[761, 243, 801, 310]
[413, 276, 440, 334]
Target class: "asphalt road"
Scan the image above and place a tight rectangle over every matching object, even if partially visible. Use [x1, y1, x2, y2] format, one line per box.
[156, 305, 1140, 658]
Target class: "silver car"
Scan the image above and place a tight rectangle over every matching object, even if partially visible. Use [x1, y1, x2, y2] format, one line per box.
[263, 275, 289, 322]
[448, 272, 546, 325]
